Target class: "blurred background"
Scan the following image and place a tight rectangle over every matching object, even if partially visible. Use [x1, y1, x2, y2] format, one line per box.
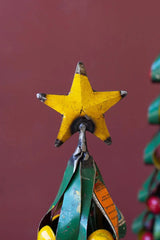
[1, 0, 160, 239]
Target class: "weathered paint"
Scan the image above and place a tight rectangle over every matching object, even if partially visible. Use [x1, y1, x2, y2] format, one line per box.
[36, 61, 127, 239]
[77, 159, 96, 240]
[56, 163, 81, 240]
[37, 62, 127, 146]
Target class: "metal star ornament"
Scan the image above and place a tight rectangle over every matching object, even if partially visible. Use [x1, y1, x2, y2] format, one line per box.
[37, 62, 127, 147]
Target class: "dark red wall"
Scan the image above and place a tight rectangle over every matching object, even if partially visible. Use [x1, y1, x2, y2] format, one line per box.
[1, 0, 160, 239]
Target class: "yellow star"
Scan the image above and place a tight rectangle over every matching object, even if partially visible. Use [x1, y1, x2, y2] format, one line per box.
[37, 62, 127, 147]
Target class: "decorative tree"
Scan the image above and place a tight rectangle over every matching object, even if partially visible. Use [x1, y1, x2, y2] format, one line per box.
[132, 55, 160, 240]
[36, 62, 127, 240]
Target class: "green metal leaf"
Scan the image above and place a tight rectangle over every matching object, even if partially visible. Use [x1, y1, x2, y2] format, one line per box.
[56, 163, 81, 240]
[78, 158, 96, 240]
[153, 215, 160, 240]
[151, 55, 160, 82]
[144, 131, 160, 169]
[132, 211, 146, 234]
[148, 95, 160, 124]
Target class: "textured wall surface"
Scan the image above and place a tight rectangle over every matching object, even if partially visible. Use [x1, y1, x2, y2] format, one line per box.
[1, 0, 160, 239]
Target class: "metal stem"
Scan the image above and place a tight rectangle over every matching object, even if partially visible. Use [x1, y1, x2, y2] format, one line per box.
[79, 123, 87, 152]
[73, 123, 89, 161]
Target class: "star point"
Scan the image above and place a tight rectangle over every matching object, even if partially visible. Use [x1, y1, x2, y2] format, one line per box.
[37, 62, 127, 147]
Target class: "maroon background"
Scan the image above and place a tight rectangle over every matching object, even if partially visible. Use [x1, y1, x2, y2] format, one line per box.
[1, 0, 160, 239]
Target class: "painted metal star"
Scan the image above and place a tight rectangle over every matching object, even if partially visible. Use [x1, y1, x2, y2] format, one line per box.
[37, 62, 127, 147]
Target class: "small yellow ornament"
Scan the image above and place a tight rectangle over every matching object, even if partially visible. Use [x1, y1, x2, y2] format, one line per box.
[88, 229, 114, 240]
[37, 225, 56, 240]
